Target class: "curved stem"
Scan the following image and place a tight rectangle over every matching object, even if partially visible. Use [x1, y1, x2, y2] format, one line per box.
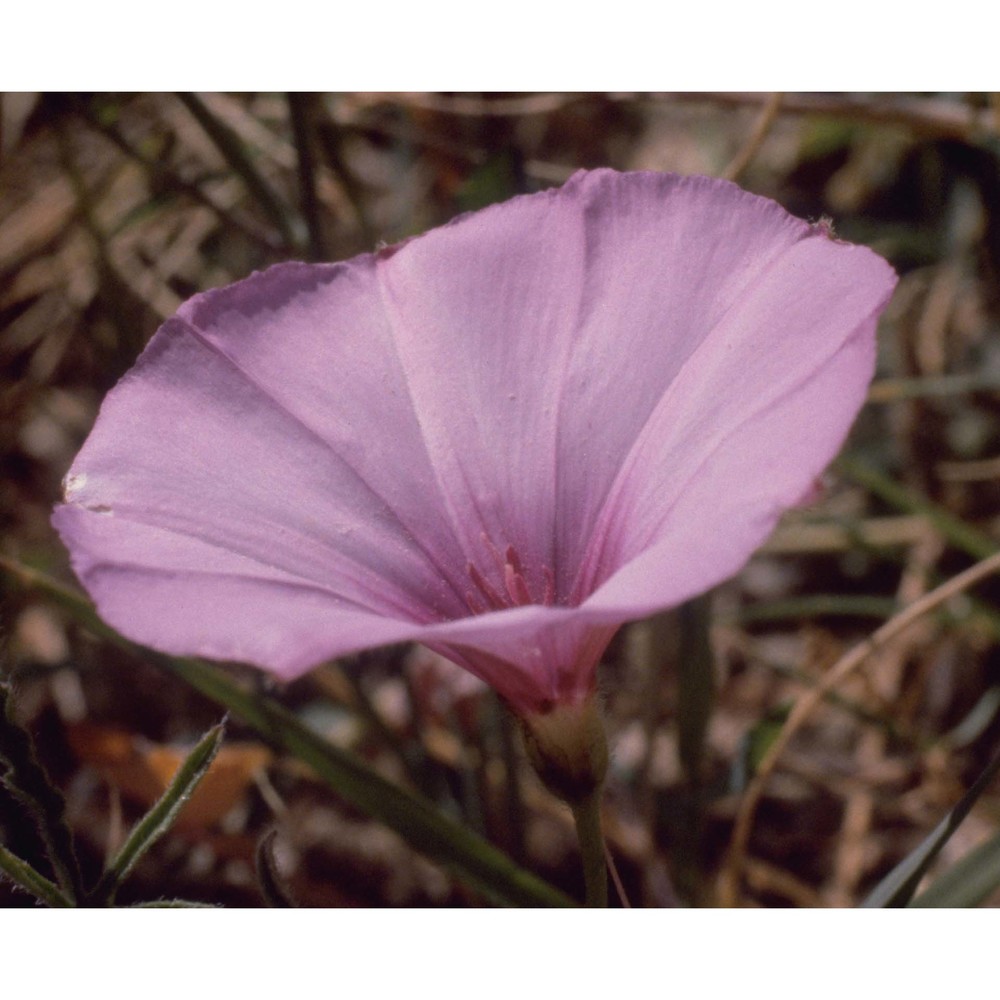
[571, 791, 608, 907]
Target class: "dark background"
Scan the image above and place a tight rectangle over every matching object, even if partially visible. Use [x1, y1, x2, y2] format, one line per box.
[4, 92, 1000, 907]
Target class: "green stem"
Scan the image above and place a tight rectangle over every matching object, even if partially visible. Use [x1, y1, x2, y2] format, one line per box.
[571, 791, 608, 908]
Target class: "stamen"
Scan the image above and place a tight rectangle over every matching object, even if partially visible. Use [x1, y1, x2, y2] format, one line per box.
[465, 538, 556, 615]
[504, 561, 533, 606]
[505, 545, 524, 576]
[467, 561, 505, 610]
[482, 533, 506, 575]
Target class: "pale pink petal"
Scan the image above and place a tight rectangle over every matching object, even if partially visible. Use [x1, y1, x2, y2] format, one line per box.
[376, 171, 812, 601]
[54, 169, 897, 714]
[54, 264, 476, 613]
[575, 230, 896, 613]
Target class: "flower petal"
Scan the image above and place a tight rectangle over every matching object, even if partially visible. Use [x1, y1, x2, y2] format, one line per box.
[53, 168, 896, 713]
[375, 170, 814, 600]
[53, 505, 424, 672]
[578, 231, 896, 614]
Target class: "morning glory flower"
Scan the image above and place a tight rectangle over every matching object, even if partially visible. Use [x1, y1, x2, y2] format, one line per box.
[53, 169, 896, 719]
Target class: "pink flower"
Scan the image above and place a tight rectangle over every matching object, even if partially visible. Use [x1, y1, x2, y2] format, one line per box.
[53, 170, 896, 716]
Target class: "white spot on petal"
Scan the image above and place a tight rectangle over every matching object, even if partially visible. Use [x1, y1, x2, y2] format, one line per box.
[62, 472, 88, 502]
[61, 471, 113, 514]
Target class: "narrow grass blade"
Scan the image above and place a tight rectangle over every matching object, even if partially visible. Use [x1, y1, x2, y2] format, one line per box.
[836, 454, 999, 560]
[176, 92, 299, 248]
[732, 594, 899, 624]
[165, 655, 572, 907]
[287, 93, 325, 261]
[730, 706, 790, 795]
[861, 748, 1000, 907]
[0, 682, 84, 901]
[0, 557, 574, 907]
[909, 830, 1000, 907]
[91, 721, 225, 905]
[71, 95, 280, 251]
[0, 844, 74, 907]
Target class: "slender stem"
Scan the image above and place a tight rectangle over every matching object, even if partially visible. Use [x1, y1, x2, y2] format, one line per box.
[571, 791, 608, 908]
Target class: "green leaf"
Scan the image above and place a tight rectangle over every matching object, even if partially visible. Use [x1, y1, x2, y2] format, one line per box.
[909, 830, 1000, 908]
[0, 844, 74, 907]
[861, 749, 1000, 907]
[0, 556, 574, 908]
[90, 721, 226, 905]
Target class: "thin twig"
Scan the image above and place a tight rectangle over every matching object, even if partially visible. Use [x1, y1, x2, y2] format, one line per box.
[664, 92, 999, 142]
[722, 93, 783, 182]
[176, 92, 299, 249]
[868, 371, 1000, 404]
[719, 547, 1000, 906]
[70, 96, 281, 251]
[827, 531, 941, 905]
[389, 92, 580, 117]
[605, 841, 631, 908]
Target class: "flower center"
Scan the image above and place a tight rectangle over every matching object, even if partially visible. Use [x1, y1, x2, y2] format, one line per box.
[464, 539, 555, 615]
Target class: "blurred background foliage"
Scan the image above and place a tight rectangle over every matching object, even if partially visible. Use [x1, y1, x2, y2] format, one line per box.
[4, 92, 1000, 907]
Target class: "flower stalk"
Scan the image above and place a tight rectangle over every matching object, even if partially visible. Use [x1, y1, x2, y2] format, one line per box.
[520, 695, 610, 906]
[570, 791, 608, 908]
